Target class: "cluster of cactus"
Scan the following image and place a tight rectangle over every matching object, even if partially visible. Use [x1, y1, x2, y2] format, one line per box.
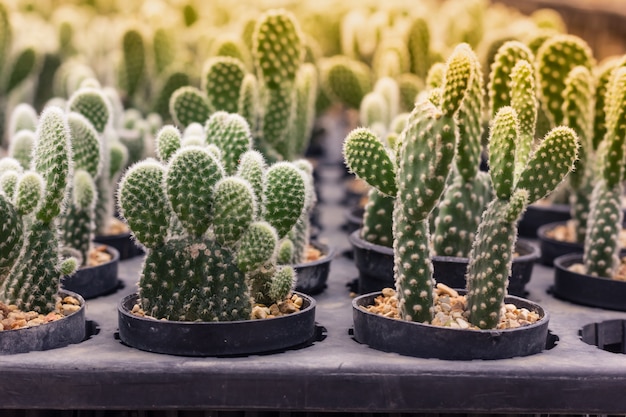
[0, 107, 79, 313]
[119, 112, 307, 321]
[345, 43, 579, 329]
[583, 61, 626, 279]
[167, 9, 318, 162]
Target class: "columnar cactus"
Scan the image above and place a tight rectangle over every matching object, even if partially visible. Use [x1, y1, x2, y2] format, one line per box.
[466, 60, 579, 328]
[583, 66, 626, 279]
[118, 115, 306, 321]
[0, 107, 78, 313]
[344, 44, 474, 323]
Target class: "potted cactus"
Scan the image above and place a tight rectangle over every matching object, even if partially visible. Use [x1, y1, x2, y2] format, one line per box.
[117, 112, 317, 356]
[344, 43, 578, 360]
[0, 107, 86, 354]
[553, 64, 626, 311]
[348, 44, 538, 297]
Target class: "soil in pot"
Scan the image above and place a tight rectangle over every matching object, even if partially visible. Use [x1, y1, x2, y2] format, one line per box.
[553, 253, 626, 311]
[294, 242, 335, 295]
[0, 291, 86, 354]
[118, 291, 318, 356]
[61, 245, 121, 300]
[352, 285, 551, 360]
[93, 217, 144, 260]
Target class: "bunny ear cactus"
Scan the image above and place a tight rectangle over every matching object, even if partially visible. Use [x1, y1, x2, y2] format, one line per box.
[202, 56, 246, 115]
[583, 66, 626, 279]
[487, 41, 535, 119]
[466, 106, 578, 328]
[535, 34, 595, 128]
[0, 107, 78, 313]
[562, 66, 595, 243]
[344, 43, 474, 323]
[169, 86, 211, 128]
[205, 112, 253, 176]
[119, 29, 146, 102]
[290, 63, 318, 157]
[433, 44, 492, 258]
[320, 55, 372, 110]
[117, 116, 304, 321]
[59, 112, 102, 265]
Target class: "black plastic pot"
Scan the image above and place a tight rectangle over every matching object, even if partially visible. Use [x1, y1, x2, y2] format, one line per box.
[349, 229, 540, 296]
[518, 203, 570, 238]
[61, 245, 120, 299]
[93, 231, 144, 260]
[352, 291, 550, 360]
[433, 239, 540, 297]
[294, 242, 335, 295]
[118, 292, 317, 356]
[537, 221, 583, 266]
[553, 253, 626, 311]
[348, 230, 394, 294]
[0, 290, 86, 355]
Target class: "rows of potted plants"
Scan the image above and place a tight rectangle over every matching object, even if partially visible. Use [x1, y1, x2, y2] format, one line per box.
[0, 0, 624, 366]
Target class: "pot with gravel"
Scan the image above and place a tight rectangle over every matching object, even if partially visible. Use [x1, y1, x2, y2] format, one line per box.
[117, 113, 317, 356]
[343, 44, 578, 360]
[0, 107, 87, 354]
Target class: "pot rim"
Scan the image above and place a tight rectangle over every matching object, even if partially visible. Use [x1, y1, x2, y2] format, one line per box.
[352, 290, 549, 335]
[118, 290, 317, 326]
[293, 241, 336, 269]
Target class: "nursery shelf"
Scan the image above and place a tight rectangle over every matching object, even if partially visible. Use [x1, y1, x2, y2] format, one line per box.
[1, 164, 625, 414]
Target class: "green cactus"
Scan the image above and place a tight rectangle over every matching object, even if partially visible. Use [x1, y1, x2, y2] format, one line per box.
[5, 47, 36, 95]
[59, 113, 102, 265]
[118, 116, 305, 321]
[202, 56, 246, 114]
[406, 16, 431, 79]
[360, 187, 394, 247]
[155, 125, 182, 162]
[169, 86, 211, 128]
[152, 70, 190, 121]
[434, 45, 492, 258]
[7, 103, 38, 136]
[487, 41, 534, 118]
[153, 28, 175, 75]
[210, 35, 253, 71]
[320, 55, 372, 109]
[237, 74, 259, 135]
[397, 73, 423, 112]
[535, 34, 595, 128]
[8, 130, 35, 169]
[67, 86, 111, 134]
[466, 105, 578, 328]
[290, 63, 318, 157]
[344, 43, 473, 323]
[583, 67, 626, 279]
[0, 107, 78, 313]
[119, 29, 146, 100]
[562, 66, 595, 243]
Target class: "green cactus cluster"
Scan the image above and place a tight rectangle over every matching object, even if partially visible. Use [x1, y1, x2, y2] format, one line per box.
[118, 113, 306, 321]
[0, 107, 79, 313]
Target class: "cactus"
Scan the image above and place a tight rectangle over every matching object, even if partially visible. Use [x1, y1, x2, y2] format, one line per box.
[202, 56, 246, 114]
[535, 34, 595, 128]
[119, 29, 146, 101]
[59, 113, 102, 265]
[433, 45, 492, 258]
[466, 59, 579, 328]
[169, 86, 211, 128]
[406, 16, 431, 79]
[0, 107, 78, 313]
[7, 103, 38, 136]
[8, 130, 35, 169]
[152, 70, 190, 121]
[320, 55, 372, 109]
[153, 28, 175, 75]
[344, 44, 474, 323]
[117, 115, 306, 321]
[583, 67, 626, 279]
